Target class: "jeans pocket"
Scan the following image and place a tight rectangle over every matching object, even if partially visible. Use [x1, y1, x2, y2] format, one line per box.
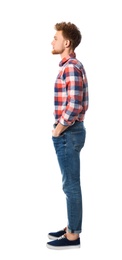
[71, 129, 86, 152]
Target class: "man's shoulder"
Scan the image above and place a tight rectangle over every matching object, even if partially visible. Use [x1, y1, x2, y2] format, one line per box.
[66, 58, 85, 75]
[68, 58, 83, 69]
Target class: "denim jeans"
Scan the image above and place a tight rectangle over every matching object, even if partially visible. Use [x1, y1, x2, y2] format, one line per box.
[52, 121, 86, 234]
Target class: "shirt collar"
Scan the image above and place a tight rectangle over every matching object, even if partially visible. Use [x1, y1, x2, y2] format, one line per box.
[59, 52, 76, 67]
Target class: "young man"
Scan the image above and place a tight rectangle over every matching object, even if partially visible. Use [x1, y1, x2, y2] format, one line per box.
[46, 22, 89, 250]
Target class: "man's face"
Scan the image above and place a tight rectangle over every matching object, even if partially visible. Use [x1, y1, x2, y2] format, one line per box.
[51, 30, 66, 55]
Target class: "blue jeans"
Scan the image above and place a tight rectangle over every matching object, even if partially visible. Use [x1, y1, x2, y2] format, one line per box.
[52, 121, 86, 234]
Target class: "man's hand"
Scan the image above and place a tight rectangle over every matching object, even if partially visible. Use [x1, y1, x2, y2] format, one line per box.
[52, 123, 69, 137]
[52, 128, 60, 137]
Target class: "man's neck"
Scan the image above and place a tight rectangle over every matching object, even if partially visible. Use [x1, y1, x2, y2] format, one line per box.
[60, 49, 74, 60]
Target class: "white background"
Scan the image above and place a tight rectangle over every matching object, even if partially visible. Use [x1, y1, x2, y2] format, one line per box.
[0, 0, 122, 259]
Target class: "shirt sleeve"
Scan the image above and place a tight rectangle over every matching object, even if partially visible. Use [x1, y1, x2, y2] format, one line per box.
[59, 64, 83, 126]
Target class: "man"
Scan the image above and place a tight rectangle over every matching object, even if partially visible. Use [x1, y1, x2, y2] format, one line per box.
[46, 22, 89, 250]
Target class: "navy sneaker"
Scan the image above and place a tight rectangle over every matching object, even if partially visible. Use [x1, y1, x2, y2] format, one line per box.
[48, 227, 66, 240]
[46, 235, 80, 250]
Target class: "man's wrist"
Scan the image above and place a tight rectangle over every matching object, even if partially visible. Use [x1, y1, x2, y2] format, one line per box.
[55, 123, 69, 135]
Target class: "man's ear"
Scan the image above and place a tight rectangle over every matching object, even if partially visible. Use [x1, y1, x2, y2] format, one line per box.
[65, 40, 70, 48]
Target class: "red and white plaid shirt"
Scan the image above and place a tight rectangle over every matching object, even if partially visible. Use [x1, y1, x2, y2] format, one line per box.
[54, 53, 89, 126]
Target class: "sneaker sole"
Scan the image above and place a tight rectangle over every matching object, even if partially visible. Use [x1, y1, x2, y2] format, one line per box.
[46, 244, 81, 250]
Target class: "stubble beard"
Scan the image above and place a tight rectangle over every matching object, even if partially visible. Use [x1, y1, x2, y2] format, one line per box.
[52, 49, 60, 55]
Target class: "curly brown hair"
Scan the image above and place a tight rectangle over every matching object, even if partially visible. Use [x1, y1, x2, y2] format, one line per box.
[54, 22, 82, 50]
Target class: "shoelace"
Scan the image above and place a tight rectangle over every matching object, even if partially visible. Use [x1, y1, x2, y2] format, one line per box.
[58, 235, 66, 240]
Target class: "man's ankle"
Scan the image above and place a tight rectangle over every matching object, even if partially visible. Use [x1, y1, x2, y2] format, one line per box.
[66, 232, 79, 241]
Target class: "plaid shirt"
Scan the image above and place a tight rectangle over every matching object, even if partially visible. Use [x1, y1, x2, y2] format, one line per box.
[54, 53, 89, 126]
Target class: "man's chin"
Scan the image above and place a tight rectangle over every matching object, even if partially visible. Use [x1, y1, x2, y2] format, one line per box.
[52, 49, 59, 55]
